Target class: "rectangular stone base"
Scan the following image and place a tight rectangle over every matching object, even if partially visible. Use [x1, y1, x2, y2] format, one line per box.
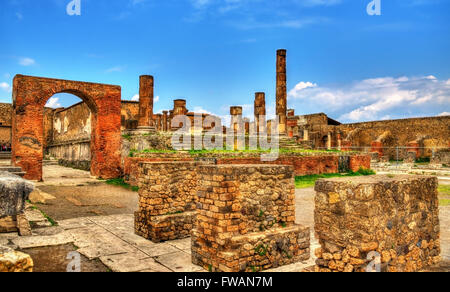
[0, 214, 31, 236]
[135, 211, 195, 243]
[192, 225, 310, 272]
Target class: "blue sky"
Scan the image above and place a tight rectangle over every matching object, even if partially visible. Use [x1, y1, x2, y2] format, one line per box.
[0, 0, 449, 123]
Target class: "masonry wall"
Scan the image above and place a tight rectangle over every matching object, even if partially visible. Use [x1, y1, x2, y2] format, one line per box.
[124, 153, 372, 187]
[134, 162, 205, 242]
[192, 165, 310, 272]
[314, 175, 440, 272]
[339, 116, 450, 159]
[0, 103, 13, 145]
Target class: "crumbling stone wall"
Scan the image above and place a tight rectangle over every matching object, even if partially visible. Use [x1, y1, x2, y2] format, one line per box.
[192, 165, 310, 272]
[314, 175, 440, 272]
[339, 116, 450, 159]
[124, 153, 372, 187]
[0, 103, 13, 145]
[135, 162, 206, 243]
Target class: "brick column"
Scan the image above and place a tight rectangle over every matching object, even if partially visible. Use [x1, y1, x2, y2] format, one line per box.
[162, 111, 168, 132]
[138, 75, 154, 128]
[192, 165, 310, 272]
[230, 106, 243, 132]
[276, 49, 287, 135]
[254, 92, 266, 134]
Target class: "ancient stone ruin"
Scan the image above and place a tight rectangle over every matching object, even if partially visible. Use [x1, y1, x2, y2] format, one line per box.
[191, 165, 310, 272]
[135, 161, 208, 242]
[314, 175, 440, 272]
[0, 171, 34, 236]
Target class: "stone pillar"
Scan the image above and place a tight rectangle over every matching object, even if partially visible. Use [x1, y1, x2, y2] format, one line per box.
[276, 49, 287, 135]
[254, 92, 266, 134]
[138, 75, 155, 128]
[173, 99, 188, 116]
[162, 111, 168, 132]
[155, 114, 162, 131]
[192, 165, 310, 272]
[327, 132, 332, 150]
[230, 106, 243, 132]
[303, 130, 309, 141]
[168, 110, 174, 131]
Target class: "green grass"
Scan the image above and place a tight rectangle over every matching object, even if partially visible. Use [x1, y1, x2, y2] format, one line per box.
[438, 185, 450, 196]
[295, 168, 376, 189]
[105, 178, 139, 192]
[30, 205, 58, 226]
[438, 185, 450, 206]
[440, 199, 450, 207]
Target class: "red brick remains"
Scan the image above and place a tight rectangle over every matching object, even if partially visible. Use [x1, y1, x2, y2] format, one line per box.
[12, 75, 122, 181]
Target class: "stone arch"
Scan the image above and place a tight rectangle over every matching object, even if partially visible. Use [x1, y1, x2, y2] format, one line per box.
[11, 75, 122, 181]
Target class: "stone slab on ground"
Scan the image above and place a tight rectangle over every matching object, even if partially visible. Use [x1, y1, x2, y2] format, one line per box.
[100, 253, 171, 272]
[155, 251, 204, 272]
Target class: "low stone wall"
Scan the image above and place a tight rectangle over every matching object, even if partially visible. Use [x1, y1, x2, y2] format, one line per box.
[191, 165, 310, 272]
[124, 155, 195, 186]
[58, 159, 91, 171]
[314, 175, 440, 272]
[47, 139, 90, 171]
[134, 162, 206, 243]
[431, 151, 450, 165]
[124, 153, 372, 187]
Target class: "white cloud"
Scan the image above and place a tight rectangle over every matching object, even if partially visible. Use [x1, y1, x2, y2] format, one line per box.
[288, 76, 450, 122]
[0, 82, 11, 93]
[19, 57, 35, 66]
[105, 66, 124, 73]
[45, 97, 61, 108]
[438, 112, 450, 117]
[131, 94, 160, 102]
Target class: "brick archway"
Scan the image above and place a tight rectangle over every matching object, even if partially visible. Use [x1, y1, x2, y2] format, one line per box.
[12, 75, 122, 181]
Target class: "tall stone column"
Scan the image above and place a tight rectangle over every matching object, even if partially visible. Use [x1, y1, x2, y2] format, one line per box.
[162, 111, 168, 132]
[254, 92, 266, 134]
[230, 106, 243, 132]
[276, 49, 287, 135]
[138, 75, 155, 129]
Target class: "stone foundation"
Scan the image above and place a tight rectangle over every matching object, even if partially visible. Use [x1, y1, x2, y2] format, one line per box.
[314, 175, 440, 272]
[192, 165, 310, 272]
[134, 161, 207, 243]
[124, 153, 372, 187]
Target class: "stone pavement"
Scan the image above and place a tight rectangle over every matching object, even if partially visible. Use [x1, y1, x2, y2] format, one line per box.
[0, 208, 315, 272]
[1, 184, 447, 272]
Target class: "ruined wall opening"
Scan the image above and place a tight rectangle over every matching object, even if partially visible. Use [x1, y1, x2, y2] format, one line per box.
[42, 93, 94, 179]
[12, 75, 122, 181]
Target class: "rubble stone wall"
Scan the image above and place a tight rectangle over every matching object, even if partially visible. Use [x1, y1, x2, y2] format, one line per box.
[191, 165, 310, 272]
[124, 153, 371, 187]
[134, 162, 206, 242]
[314, 175, 440, 272]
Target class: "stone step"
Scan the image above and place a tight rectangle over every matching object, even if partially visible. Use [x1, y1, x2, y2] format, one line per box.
[0, 166, 23, 172]
[0, 152, 11, 159]
[43, 160, 58, 166]
[0, 166, 26, 178]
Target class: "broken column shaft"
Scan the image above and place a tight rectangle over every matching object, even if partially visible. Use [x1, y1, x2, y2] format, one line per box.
[276, 49, 287, 135]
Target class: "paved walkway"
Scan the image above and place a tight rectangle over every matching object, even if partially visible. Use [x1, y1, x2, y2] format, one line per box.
[1, 165, 448, 272]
